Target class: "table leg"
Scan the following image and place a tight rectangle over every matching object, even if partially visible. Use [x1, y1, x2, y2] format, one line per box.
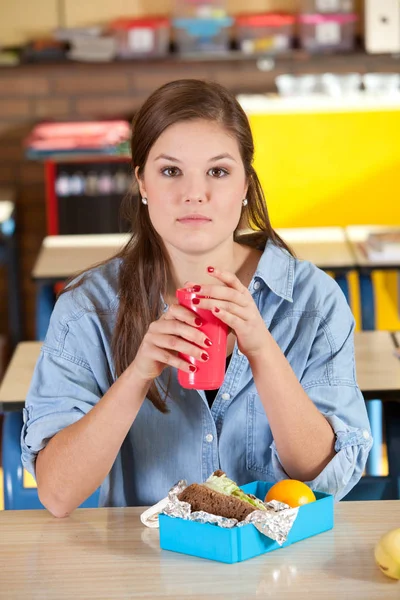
[4, 234, 22, 349]
[334, 273, 350, 305]
[2, 411, 43, 510]
[36, 283, 56, 341]
[359, 271, 375, 331]
[358, 270, 383, 476]
[384, 401, 400, 499]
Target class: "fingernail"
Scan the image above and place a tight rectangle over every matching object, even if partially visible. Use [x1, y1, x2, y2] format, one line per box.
[192, 298, 200, 305]
[204, 338, 212, 347]
[194, 317, 202, 327]
[201, 352, 209, 361]
[207, 266, 214, 273]
[189, 365, 197, 373]
[193, 285, 201, 292]
[214, 307, 220, 313]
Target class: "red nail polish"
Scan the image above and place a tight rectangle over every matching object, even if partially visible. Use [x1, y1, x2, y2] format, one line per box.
[194, 317, 202, 327]
[204, 338, 212, 347]
[207, 267, 214, 273]
[193, 285, 201, 292]
[201, 352, 209, 361]
[192, 298, 200, 305]
[189, 365, 197, 373]
[214, 307, 220, 313]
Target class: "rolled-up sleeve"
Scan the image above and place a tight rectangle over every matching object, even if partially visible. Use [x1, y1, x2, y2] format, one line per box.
[21, 294, 103, 478]
[270, 282, 373, 501]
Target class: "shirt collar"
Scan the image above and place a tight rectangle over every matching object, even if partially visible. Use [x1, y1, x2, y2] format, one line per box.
[252, 239, 294, 302]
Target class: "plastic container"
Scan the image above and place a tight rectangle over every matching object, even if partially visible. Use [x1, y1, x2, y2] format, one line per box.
[363, 73, 400, 96]
[176, 287, 228, 389]
[174, 0, 227, 18]
[109, 17, 170, 58]
[298, 13, 357, 53]
[159, 480, 334, 563]
[173, 17, 233, 54]
[299, 0, 354, 12]
[236, 13, 295, 55]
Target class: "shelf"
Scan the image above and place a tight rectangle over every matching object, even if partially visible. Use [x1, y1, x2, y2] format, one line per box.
[2, 50, 400, 74]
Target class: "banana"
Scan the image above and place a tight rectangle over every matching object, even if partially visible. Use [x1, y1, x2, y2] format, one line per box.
[374, 528, 400, 580]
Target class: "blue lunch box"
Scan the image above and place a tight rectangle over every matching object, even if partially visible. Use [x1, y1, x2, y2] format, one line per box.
[159, 480, 334, 563]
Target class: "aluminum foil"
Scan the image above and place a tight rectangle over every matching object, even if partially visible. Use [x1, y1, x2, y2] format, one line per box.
[157, 480, 299, 546]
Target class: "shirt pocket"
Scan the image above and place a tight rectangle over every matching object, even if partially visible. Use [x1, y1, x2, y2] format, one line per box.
[246, 394, 275, 477]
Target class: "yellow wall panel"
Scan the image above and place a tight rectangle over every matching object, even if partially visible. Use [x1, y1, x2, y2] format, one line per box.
[249, 109, 400, 331]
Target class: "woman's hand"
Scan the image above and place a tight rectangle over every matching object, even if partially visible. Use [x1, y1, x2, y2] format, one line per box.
[189, 267, 269, 360]
[131, 304, 212, 383]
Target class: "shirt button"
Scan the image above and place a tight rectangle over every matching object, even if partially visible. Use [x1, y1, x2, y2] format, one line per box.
[253, 281, 261, 290]
[362, 430, 370, 440]
[205, 434, 214, 443]
[221, 393, 231, 401]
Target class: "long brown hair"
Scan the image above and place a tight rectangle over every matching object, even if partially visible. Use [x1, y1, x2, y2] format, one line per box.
[66, 79, 292, 413]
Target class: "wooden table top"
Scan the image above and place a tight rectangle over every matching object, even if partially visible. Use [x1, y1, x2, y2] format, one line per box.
[345, 225, 400, 268]
[32, 234, 129, 280]
[354, 331, 400, 398]
[0, 342, 42, 411]
[1, 502, 399, 599]
[1, 332, 399, 411]
[276, 227, 356, 270]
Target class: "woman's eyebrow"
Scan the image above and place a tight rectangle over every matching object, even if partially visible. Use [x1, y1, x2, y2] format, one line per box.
[209, 153, 236, 162]
[155, 154, 182, 162]
[154, 153, 236, 163]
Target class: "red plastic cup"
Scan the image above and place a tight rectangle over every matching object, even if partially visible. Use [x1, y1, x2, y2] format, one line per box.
[176, 287, 229, 390]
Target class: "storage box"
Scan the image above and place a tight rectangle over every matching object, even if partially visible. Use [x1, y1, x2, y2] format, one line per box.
[236, 13, 295, 55]
[159, 480, 334, 563]
[298, 13, 357, 52]
[299, 0, 354, 12]
[110, 17, 170, 58]
[174, 0, 227, 18]
[173, 17, 233, 54]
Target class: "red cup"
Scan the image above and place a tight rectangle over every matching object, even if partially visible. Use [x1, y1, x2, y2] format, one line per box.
[176, 287, 228, 390]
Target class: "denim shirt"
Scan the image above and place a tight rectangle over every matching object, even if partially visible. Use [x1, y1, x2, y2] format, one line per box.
[21, 241, 372, 506]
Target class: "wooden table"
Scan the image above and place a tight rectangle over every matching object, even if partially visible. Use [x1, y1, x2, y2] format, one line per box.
[32, 234, 129, 340]
[0, 342, 41, 412]
[0, 188, 22, 348]
[32, 233, 129, 280]
[276, 226, 356, 304]
[345, 225, 400, 331]
[1, 502, 399, 599]
[346, 225, 400, 476]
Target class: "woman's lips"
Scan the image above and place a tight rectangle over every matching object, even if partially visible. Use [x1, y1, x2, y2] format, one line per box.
[177, 216, 212, 224]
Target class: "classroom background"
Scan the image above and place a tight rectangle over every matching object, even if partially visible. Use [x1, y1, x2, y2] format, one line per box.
[0, 0, 399, 512]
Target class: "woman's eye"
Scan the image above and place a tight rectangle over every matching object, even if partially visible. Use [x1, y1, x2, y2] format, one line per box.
[209, 167, 228, 178]
[161, 167, 180, 177]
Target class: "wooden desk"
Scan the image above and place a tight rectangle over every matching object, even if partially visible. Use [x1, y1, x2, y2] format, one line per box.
[32, 234, 129, 340]
[1, 502, 399, 599]
[32, 233, 129, 280]
[355, 331, 400, 400]
[276, 226, 356, 271]
[0, 342, 42, 412]
[3, 334, 399, 412]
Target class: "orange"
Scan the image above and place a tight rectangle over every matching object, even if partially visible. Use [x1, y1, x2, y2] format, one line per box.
[265, 479, 316, 508]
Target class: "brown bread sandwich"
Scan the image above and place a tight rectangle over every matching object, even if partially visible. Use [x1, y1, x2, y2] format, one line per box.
[177, 470, 267, 522]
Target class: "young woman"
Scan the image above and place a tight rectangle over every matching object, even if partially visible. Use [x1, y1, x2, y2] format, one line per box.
[21, 79, 372, 517]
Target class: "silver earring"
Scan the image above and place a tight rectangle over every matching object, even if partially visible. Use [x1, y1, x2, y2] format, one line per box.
[141, 197, 148, 205]
[242, 198, 248, 207]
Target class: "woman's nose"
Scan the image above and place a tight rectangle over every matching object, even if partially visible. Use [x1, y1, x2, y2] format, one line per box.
[182, 173, 209, 203]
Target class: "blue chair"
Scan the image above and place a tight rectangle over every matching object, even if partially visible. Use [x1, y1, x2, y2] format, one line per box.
[3, 411, 100, 510]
